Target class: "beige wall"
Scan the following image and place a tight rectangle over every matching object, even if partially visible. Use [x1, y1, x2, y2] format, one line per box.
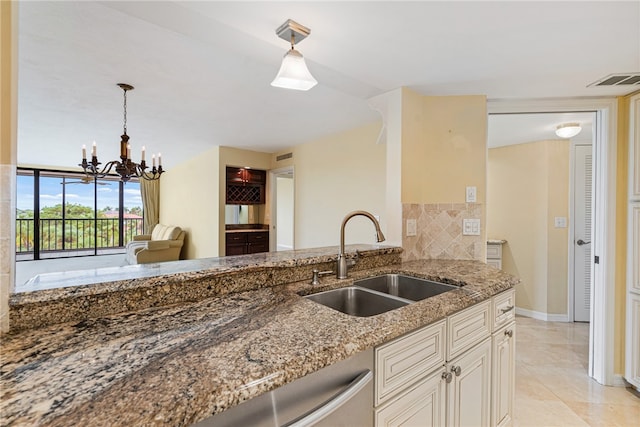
[1, 0, 18, 333]
[272, 122, 386, 249]
[400, 90, 488, 261]
[160, 146, 220, 259]
[402, 92, 487, 205]
[487, 140, 570, 315]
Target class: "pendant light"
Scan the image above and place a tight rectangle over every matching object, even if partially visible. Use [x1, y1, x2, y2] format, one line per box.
[271, 19, 317, 91]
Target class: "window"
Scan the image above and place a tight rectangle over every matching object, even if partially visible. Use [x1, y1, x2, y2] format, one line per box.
[16, 168, 143, 261]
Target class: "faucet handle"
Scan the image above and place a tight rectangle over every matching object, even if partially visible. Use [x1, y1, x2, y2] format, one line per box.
[311, 269, 333, 285]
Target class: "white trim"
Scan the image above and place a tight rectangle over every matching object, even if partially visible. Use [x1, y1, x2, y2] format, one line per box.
[515, 307, 570, 322]
[613, 374, 631, 388]
[568, 140, 594, 323]
[268, 166, 295, 252]
[488, 97, 618, 386]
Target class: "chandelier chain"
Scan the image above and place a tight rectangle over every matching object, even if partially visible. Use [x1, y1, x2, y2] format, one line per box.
[123, 89, 127, 134]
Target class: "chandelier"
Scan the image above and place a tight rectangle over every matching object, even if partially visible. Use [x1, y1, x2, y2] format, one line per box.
[79, 83, 164, 182]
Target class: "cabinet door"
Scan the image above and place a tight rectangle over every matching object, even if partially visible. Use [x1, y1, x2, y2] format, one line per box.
[630, 203, 640, 294]
[246, 169, 266, 185]
[447, 338, 492, 427]
[630, 93, 640, 199]
[375, 369, 446, 427]
[226, 167, 246, 183]
[492, 323, 515, 427]
[626, 293, 640, 389]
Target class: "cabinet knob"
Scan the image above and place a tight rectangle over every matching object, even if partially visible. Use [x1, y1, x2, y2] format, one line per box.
[441, 372, 453, 383]
[451, 365, 462, 376]
[505, 329, 514, 338]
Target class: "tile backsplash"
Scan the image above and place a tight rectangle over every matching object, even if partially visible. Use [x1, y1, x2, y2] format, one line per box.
[402, 203, 484, 262]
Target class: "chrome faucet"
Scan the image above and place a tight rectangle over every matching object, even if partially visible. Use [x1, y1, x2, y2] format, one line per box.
[337, 210, 386, 279]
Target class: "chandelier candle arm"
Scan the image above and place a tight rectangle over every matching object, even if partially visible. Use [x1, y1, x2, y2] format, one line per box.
[78, 83, 164, 182]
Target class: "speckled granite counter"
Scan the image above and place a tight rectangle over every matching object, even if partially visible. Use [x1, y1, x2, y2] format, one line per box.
[1, 255, 518, 427]
[10, 245, 400, 331]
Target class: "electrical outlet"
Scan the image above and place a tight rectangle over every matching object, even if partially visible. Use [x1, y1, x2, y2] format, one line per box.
[406, 219, 417, 237]
[463, 219, 481, 235]
[554, 217, 567, 228]
[466, 186, 477, 203]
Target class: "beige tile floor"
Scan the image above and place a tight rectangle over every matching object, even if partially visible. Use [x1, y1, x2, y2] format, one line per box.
[515, 316, 640, 427]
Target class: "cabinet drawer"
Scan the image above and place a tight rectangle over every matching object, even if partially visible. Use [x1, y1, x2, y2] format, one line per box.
[447, 300, 491, 360]
[375, 320, 446, 405]
[493, 289, 516, 331]
[486, 259, 502, 270]
[486, 244, 502, 259]
[226, 233, 247, 244]
[247, 232, 269, 243]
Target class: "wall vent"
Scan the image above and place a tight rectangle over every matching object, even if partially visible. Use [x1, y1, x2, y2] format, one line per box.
[276, 152, 293, 161]
[588, 73, 640, 87]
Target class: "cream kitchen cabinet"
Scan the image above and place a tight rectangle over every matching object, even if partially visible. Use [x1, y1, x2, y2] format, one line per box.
[374, 297, 506, 427]
[626, 93, 640, 391]
[491, 289, 516, 427]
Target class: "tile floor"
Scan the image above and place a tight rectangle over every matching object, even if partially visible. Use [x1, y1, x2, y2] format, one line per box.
[515, 316, 640, 426]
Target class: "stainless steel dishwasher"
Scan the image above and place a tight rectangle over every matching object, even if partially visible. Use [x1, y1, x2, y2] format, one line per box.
[193, 349, 374, 427]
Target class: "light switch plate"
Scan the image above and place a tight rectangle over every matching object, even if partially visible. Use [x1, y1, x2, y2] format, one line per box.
[466, 186, 477, 203]
[406, 219, 417, 236]
[463, 219, 481, 235]
[554, 217, 567, 228]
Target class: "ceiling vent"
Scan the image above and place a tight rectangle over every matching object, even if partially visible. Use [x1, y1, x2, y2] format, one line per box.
[276, 152, 293, 161]
[588, 73, 640, 87]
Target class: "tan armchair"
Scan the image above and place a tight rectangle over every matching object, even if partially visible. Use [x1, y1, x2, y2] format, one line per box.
[125, 224, 185, 264]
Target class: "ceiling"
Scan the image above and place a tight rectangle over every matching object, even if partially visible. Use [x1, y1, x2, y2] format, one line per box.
[16, 1, 640, 169]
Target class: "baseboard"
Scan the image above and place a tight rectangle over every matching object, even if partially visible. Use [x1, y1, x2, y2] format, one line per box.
[515, 307, 570, 322]
[613, 374, 629, 388]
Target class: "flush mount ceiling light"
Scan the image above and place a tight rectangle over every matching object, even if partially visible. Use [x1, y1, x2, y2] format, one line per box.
[271, 19, 317, 91]
[555, 123, 582, 139]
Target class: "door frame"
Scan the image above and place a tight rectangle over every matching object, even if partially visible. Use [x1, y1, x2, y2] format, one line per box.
[488, 97, 618, 386]
[568, 139, 594, 323]
[268, 166, 295, 252]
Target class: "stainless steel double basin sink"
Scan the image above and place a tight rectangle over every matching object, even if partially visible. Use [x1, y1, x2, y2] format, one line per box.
[304, 274, 457, 317]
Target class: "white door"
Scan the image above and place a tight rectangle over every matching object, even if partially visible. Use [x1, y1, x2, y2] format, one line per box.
[573, 144, 593, 322]
[269, 167, 294, 252]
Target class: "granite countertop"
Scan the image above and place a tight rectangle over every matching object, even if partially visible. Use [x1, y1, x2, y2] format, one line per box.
[225, 229, 269, 234]
[487, 239, 507, 244]
[1, 259, 518, 427]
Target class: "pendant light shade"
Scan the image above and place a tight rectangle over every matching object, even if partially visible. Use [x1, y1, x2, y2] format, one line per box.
[271, 19, 317, 91]
[555, 123, 582, 139]
[271, 48, 317, 91]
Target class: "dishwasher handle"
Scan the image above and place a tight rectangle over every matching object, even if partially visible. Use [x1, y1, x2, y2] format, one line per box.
[282, 369, 373, 427]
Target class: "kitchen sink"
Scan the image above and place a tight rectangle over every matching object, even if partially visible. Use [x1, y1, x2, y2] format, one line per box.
[304, 287, 409, 317]
[353, 274, 457, 301]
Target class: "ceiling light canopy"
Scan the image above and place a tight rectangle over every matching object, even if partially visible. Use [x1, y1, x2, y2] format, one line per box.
[271, 19, 317, 91]
[555, 123, 582, 139]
